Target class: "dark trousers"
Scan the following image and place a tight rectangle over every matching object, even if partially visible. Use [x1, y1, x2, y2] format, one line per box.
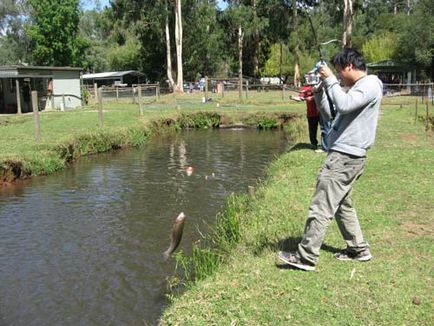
[307, 116, 320, 146]
[319, 115, 332, 151]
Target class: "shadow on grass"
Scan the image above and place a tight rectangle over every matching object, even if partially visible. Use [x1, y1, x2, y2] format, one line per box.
[275, 263, 308, 271]
[273, 237, 342, 271]
[289, 142, 315, 152]
[266, 236, 341, 255]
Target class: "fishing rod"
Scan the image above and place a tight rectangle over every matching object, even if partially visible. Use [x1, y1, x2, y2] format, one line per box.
[305, 11, 341, 119]
[306, 11, 341, 70]
[307, 14, 325, 65]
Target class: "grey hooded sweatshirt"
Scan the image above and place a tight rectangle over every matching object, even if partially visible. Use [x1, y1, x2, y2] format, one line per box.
[315, 74, 383, 157]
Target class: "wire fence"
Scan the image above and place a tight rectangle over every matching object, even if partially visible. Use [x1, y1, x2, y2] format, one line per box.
[84, 84, 160, 104]
[83, 79, 432, 109]
[84, 81, 434, 119]
[18, 82, 434, 142]
[383, 83, 433, 97]
[86, 81, 300, 109]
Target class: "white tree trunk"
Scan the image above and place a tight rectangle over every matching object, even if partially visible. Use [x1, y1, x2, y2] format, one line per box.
[343, 0, 353, 47]
[238, 25, 243, 102]
[292, 0, 300, 86]
[294, 48, 300, 87]
[252, 0, 259, 77]
[175, 0, 184, 93]
[165, 3, 175, 90]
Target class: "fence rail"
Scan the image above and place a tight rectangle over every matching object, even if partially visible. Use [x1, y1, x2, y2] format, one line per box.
[13, 81, 434, 143]
[82, 81, 434, 109]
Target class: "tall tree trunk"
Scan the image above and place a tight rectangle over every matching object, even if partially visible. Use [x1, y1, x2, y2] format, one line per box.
[238, 25, 244, 102]
[165, 1, 175, 90]
[253, 32, 260, 78]
[174, 0, 183, 93]
[279, 43, 283, 84]
[292, 0, 300, 87]
[252, 0, 259, 77]
[343, 0, 353, 47]
[294, 45, 300, 87]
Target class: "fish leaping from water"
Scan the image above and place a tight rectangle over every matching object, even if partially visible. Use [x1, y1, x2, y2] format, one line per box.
[163, 212, 186, 260]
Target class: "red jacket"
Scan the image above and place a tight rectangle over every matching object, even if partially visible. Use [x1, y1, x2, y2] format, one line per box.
[299, 85, 319, 118]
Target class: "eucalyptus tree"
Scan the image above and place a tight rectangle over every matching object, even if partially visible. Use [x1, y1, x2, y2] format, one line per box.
[181, 0, 226, 81]
[0, 0, 31, 64]
[109, 0, 186, 87]
[224, 2, 252, 99]
[223, 0, 268, 100]
[26, 0, 89, 66]
[110, 0, 167, 81]
[174, 0, 183, 92]
[78, 7, 114, 71]
[164, 0, 175, 88]
[257, 0, 292, 82]
[395, 0, 434, 80]
[342, 0, 353, 47]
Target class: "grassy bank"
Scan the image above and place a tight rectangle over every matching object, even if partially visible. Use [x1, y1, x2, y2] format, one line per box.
[0, 91, 301, 184]
[161, 107, 434, 325]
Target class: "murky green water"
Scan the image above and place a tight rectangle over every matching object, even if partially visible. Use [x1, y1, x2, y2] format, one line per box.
[0, 128, 290, 325]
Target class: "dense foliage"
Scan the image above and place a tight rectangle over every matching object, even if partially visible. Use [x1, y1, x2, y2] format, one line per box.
[0, 0, 433, 81]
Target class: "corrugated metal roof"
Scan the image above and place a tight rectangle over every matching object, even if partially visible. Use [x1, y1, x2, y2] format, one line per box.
[0, 65, 82, 78]
[367, 60, 399, 68]
[82, 71, 143, 79]
[0, 65, 82, 71]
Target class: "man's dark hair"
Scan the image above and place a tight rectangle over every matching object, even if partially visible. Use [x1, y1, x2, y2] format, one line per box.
[332, 48, 366, 71]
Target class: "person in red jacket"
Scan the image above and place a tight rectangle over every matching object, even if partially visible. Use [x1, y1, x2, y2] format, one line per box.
[301, 83, 319, 150]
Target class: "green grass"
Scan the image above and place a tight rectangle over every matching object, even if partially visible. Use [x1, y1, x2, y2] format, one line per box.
[160, 106, 434, 325]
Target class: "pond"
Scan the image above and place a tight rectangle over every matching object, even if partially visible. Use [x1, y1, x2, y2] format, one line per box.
[0, 128, 290, 325]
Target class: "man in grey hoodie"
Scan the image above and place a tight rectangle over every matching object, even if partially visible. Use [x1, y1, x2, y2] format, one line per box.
[278, 48, 383, 271]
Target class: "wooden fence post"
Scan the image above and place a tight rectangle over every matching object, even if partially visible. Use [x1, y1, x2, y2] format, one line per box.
[205, 76, 208, 101]
[415, 99, 418, 123]
[98, 88, 103, 127]
[116, 87, 119, 101]
[156, 83, 160, 100]
[61, 94, 65, 111]
[245, 80, 249, 99]
[238, 77, 243, 103]
[16, 79, 22, 115]
[50, 94, 55, 110]
[94, 83, 98, 104]
[31, 91, 41, 142]
[138, 86, 143, 115]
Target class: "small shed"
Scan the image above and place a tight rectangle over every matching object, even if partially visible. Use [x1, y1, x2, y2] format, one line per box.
[82, 71, 145, 87]
[0, 65, 83, 114]
[367, 60, 416, 84]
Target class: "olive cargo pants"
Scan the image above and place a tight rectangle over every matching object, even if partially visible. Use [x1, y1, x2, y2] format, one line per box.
[298, 151, 369, 265]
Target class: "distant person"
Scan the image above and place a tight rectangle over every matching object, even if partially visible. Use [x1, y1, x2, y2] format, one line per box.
[294, 77, 320, 150]
[199, 77, 206, 91]
[278, 48, 383, 271]
[46, 78, 54, 110]
[21, 81, 31, 113]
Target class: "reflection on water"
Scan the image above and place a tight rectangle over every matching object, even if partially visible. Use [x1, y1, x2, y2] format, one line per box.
[0, 128, 290, 325]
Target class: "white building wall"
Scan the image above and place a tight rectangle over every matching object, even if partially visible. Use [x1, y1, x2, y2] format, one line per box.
[52, 70, 82, 109]
[260, 77, 281, 85]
